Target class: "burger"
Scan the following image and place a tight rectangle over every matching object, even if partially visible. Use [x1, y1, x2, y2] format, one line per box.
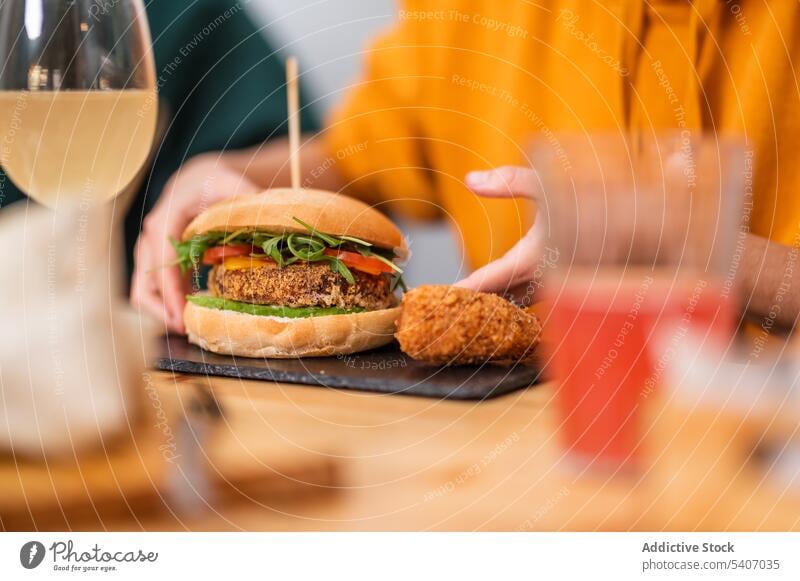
[173, 188, 408, 358]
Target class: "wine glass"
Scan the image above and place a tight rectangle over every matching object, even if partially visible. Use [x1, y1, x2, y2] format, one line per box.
[0, 0, 156, 208]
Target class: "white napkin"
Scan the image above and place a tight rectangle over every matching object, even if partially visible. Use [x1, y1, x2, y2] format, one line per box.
[0, 200, 151, 458]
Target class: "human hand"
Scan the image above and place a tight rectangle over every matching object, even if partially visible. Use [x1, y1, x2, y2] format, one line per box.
[456, 166, 547, 300]
[130, 154, 261, 333]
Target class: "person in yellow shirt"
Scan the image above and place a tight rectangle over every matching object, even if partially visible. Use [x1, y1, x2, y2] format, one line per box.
[133, 0, 800, 334]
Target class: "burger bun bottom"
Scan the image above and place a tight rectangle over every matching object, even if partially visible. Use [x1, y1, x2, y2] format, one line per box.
[184, 300, 401, 358]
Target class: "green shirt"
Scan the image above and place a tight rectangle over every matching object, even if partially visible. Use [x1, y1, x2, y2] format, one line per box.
[0, 0, 318, 275]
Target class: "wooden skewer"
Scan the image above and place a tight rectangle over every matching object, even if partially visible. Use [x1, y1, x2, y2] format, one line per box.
[286, 56, 301, 189]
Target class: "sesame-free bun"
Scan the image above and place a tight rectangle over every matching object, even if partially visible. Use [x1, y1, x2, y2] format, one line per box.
[182, 188, 408, 258]
[184, 299, 401, 358]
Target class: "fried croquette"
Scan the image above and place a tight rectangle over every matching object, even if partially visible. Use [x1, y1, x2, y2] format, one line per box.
[395, 285, 542, 365]
[209, 262, 394, 311]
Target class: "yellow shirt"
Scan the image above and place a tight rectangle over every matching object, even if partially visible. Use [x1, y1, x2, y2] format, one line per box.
[324, 0, 800, 269]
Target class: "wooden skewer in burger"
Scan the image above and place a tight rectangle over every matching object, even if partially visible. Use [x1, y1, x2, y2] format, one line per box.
[175, 58, 407, 357]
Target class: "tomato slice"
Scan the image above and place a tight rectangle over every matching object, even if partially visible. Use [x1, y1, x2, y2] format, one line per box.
[323, 248, 394, 275]
[202, 244, 254, 265]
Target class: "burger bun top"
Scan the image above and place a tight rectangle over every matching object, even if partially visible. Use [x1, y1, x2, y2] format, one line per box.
[182, 188, 407, 258]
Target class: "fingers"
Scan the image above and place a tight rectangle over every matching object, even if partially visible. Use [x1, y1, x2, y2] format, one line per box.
[455, 234, 540, 294]
[460, 165, 545, 298]
[455, 251, 527, 294]
[160, 261, 189, 334]
[465, 166, 540, 200]
[130, 159, 262, 335]
[130, 197, 187, 334]
[145, 216, 188, 334]
[130, 240, 168, 329]
[131, 236, 186, 334]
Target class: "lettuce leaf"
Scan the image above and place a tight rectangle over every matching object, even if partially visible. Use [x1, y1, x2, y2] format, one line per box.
[186, 295, 365, 318]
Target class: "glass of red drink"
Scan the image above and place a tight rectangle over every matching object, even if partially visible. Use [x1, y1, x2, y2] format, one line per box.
[532, 133, 746, 471]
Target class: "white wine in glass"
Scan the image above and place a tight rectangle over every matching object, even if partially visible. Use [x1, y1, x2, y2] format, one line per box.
[0, 0, 157, 208]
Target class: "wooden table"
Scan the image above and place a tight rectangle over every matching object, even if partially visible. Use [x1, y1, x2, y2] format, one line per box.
[7, 364, 796, 531]
[128, 371, 644, 532]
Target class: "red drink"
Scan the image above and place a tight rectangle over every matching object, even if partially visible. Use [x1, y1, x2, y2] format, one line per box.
[547, 271, 734, 470]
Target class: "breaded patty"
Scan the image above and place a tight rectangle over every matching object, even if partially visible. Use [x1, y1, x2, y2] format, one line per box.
[395, 285, 542, 365]
[209, 262, 394, 310]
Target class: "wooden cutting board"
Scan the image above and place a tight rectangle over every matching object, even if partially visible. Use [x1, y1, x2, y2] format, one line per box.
[157, 335, 543, 400]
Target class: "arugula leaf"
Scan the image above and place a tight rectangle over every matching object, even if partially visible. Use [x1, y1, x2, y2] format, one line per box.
[220, 228, 248, 245]
[390, 272, 407, 292]
[322, 256, 355, 284]
[259, 235, 283, 266]
[169, 217, 404, 291]
[292, 217, 341, 247]
[171, 233, 219, 274]
[339, 235, 372, 246]
[357, 247, 403, 273]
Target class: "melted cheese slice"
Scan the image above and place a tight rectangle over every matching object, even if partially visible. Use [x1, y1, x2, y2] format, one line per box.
[222, 256, 277, 271]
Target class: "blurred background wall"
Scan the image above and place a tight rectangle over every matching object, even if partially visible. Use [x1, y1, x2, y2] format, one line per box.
[245, 0, 465, 287]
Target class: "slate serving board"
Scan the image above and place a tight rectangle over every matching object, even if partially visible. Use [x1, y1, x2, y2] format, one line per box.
[156, 335, 542, 400]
